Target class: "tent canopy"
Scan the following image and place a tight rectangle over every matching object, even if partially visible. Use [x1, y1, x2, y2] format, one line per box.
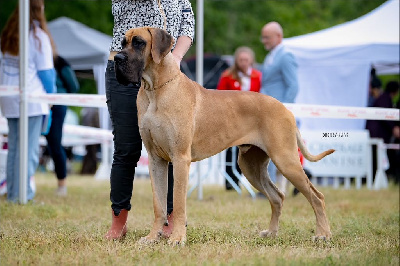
[283, 0, 399, 130]
[284, 0, 399, 49]
[48, 17, 112, 130]
[48, 17, 112, 70]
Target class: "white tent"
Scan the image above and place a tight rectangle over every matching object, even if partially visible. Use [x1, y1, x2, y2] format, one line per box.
[48, 17, 111, 70]
[284, 0, 400, 130]
[48, 17, 112, 130]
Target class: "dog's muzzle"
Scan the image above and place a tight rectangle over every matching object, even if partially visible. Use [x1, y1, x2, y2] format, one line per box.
[114, 52, 143, 87]
[114, 52, 126, 63]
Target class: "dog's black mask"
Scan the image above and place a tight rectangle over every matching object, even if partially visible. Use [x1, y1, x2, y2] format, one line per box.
[114, 36, 146, 87]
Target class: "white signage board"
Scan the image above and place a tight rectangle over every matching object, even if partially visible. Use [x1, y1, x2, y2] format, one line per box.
[301, 130, 370, 177]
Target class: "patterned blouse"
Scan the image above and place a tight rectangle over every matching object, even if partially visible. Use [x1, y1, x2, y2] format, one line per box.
[110, 0, 195, 51]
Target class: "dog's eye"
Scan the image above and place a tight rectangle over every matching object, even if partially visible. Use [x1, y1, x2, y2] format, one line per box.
[131, 37, 145, 49]
[121, 37, 127, 48]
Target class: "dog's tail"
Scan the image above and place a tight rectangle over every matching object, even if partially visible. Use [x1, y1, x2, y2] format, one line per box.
[296, 130, 335, 162]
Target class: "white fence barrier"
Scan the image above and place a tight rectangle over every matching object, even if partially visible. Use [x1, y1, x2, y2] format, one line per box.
[0, 86, 398, 120]
[1, 86, 398, 192]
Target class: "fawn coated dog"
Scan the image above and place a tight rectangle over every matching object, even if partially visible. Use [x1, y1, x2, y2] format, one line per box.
[113, 27, 334, 245]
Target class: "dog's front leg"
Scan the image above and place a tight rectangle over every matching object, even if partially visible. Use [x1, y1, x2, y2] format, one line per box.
[138, 154, 169, 245]
[168, 157, 191, 246]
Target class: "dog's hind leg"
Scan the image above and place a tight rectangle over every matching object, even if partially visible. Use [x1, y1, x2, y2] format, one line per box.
[238, 146, 284, 237]
[273, 151, 332, 240]
[139, 154, 169, 244]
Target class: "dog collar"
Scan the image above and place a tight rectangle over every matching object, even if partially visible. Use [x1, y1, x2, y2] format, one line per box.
[146, 72, 180, 91]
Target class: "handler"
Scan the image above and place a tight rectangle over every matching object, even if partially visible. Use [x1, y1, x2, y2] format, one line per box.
[105, 0, 195, 240]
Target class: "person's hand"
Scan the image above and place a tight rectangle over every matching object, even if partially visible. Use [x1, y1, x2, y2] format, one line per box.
[172, 36, 191, 67]
[393, 126, 400, 139]
[172, 52, 182, 67]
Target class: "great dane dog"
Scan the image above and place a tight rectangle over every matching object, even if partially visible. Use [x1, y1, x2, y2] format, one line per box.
[114, 27, 334, 245]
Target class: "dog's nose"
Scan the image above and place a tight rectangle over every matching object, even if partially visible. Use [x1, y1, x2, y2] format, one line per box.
[114, 53, 126, 62]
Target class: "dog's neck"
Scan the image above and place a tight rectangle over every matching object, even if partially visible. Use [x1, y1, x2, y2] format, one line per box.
[142, 53, 180, 91]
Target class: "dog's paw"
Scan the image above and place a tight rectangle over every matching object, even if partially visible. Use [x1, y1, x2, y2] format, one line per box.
[259, 230, 278, 238]
[137, 234, 161, 245]
[167, 239, 186, 246]
[167, 235, 186, 246]
[312, 235, 330, 242]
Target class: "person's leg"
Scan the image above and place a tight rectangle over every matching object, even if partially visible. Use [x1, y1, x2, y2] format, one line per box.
[27, 115, 42, 201]
[225, 147, 240, 190]
[45, 105, 67, 195]
[235, 147, 242, 174]
[106, 60, 142, 214]
[163, 163, 174, 237]
[6, 118, 18, 202]
[276, 171, 288, 195]
[372, 145, 377, 182]
[268, 161, 277, 183]
[105, 60, 142, 239]
[167, 163, 174, 215]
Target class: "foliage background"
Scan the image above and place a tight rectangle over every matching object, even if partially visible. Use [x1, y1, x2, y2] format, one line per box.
[0, 0, 387, 63]
[1, 0, 395, 115]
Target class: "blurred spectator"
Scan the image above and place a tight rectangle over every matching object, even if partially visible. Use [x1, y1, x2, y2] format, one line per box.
[366, 80, 399, 181]
[45, 55, 79, 196]
[385, 81, 399, 184]
[0, 0, 56, 202]
[259, 21, 298, 191]
[368, 68, 382, 107]
[217, 46, 261, 190]
[366, 80, 397, 143]
[80, 107, 100, 175]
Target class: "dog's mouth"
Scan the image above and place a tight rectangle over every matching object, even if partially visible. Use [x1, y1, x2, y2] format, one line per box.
[114, 52, 144, 87]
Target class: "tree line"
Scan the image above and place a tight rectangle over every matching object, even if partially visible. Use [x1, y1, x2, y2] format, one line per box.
[1, 0, 387, 62]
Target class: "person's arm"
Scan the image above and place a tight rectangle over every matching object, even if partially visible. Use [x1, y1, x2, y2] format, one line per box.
[217, 74, 229, 90]
[35, 30, 56, 93]
[281, 53, 299, 103]
[251, 70, 262, 92]
[172, 36, 192, 66]
[60, 65, 80, 93]
[172, 0, 195, 66]
[37, 69, 56, 93]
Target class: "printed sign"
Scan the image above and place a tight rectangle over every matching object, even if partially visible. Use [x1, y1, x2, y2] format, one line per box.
[301, 130, 370, 177]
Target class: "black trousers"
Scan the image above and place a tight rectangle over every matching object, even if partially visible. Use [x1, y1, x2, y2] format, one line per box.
[105, 60, 174, 215]
[45, 105, 67, 180]
[225, 147, 241, 190]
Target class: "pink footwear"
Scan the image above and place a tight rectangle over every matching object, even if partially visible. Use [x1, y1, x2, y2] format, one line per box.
[105, 209, 128, 240]
[162, 212, 174, 238]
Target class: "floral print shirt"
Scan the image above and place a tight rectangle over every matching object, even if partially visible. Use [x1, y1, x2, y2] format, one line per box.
[110, 0, 195, 51]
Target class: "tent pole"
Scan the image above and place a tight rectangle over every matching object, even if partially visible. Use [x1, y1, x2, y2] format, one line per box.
[18, 0, 29, 204]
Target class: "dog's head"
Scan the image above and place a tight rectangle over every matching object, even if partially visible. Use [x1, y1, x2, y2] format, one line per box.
[114, 27, 174, 86]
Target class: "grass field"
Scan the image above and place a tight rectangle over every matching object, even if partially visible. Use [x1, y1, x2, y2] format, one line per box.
[1, 172, 399, 265]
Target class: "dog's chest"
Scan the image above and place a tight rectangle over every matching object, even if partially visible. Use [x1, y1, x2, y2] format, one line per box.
[140, 106, 164, 139]
[139, 106, 173, 158]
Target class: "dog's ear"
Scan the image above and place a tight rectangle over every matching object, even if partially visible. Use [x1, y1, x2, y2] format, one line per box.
[148, 28, 174, 64]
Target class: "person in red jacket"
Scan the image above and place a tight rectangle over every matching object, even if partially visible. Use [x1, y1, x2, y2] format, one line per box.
[217, 46, 261, 190]
[217, 47, 261, 93]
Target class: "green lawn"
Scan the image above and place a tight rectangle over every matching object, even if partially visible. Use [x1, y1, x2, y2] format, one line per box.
[1, 172, 399, 265]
